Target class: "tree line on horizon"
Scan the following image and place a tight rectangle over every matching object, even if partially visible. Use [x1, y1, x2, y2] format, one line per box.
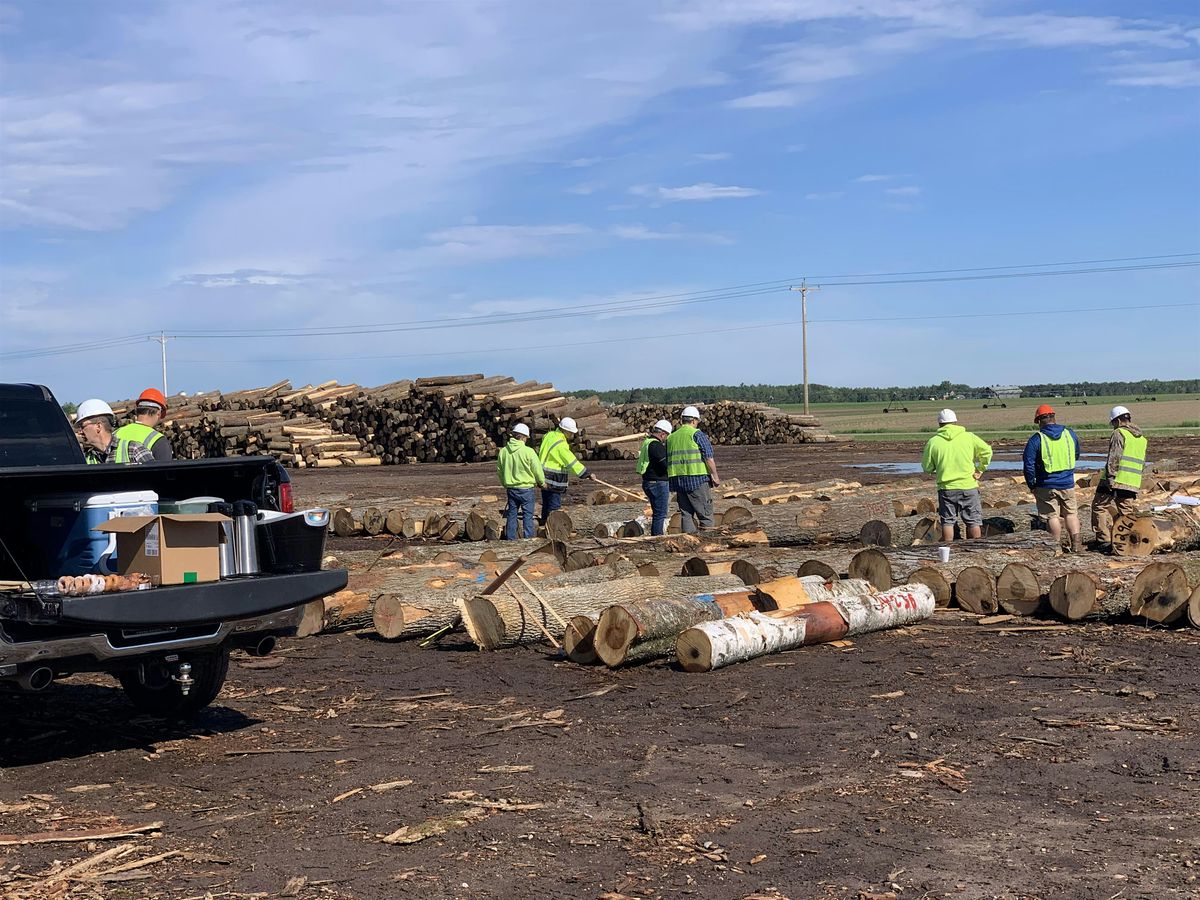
[568, 379, 1200, 405]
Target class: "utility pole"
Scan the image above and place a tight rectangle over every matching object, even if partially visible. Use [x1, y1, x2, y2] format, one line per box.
[789, 280, 819, 414]
[148, 331, 172, 397]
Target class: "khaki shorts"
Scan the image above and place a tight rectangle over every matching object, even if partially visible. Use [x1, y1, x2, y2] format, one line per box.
[1034, 487, 1077, 518]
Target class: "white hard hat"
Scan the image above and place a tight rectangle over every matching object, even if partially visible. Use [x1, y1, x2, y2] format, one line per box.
[1109, 405, 1131, 422]
[559, 417, 578, 434]
[652, 419, 673, 435]
[512, 423, 530, 437]
[937, 408, 957, 424]
[681, 406, 700, 420]
[77, 399, 115, 422]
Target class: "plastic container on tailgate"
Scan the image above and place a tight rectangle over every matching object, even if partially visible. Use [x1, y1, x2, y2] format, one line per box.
[26, 491, 159, 576]
[256, 508, 329, 574]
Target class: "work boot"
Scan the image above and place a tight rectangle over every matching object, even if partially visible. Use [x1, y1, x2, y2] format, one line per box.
[1070, 533, 1084, 555]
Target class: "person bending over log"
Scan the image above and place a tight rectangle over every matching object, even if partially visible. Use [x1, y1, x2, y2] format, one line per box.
[538, 416, 594, 525]
[921, 409, 992, 543]
[497, 423, 544, 540]
[636, 420, 673, 536]
[1023, 404, 1083, 554]
[1091, 405, 1148, 554]
[668, 406, 721, 534]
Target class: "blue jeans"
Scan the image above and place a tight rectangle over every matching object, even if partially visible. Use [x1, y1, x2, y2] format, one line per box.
[539, 488, 564, 525]
[643, 479, 670, 536]
[505, 488, 536, 540]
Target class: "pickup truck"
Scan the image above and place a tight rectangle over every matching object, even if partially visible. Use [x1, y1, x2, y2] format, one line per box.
[0, 383, 348, 716]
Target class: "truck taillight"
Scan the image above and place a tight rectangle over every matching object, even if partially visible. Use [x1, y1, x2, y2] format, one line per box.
[280, 481, 294, 513]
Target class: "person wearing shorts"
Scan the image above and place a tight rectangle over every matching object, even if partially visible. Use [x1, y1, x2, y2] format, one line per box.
[922, 409, 992, 542]
[1023, 404, 1083, 552]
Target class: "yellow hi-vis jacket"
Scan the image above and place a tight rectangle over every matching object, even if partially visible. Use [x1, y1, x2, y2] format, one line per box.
[497, 438, 545, 489]
[538, 429, 587, 492]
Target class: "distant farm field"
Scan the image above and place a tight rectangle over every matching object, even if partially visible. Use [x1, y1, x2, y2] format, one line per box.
[781, 394, 1200, 440]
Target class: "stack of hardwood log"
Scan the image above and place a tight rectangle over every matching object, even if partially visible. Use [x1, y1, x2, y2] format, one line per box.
[611, 400, 836, 444]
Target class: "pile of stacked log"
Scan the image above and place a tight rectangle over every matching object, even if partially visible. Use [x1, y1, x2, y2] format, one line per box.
[611, 400, 836, 444]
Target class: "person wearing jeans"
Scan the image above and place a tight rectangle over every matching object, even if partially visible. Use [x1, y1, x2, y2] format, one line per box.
[637, 420, 673, 535]
[667, 406, 720, 534]
[496, 423, 544, 540]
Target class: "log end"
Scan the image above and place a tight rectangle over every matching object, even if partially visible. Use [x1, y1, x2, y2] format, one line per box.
[904, 567, 952, 609]
[594, 605, 638, 667]
[848, 548, 893, 592]
[675, 628, 713, 673]
[996, 562, 1044, 617]
[460, 596, 507, 650]
[1049, 571, 1098, 621]
[1130, 562, 1190, 624]
[954, 566, 997, 615]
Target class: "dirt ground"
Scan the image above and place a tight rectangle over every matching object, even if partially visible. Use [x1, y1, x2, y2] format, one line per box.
[4, 439, 1200, 900]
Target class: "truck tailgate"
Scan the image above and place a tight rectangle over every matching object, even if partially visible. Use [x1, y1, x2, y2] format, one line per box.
[53, 570, 348, 627]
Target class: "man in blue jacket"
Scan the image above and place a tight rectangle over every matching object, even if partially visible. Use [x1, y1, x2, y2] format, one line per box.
[1023, 404, 1083, 553]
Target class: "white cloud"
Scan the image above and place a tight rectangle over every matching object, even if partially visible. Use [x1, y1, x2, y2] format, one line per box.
[609, 224, 732, 244]
[564, 156, 608, 168]
[855, 174, 894, 182]
[692, 152, 732, 161]
[566, 182, 601, 195]
[1108, 59, 1200, 88]
[724, 89, 803, 109]
[414, 224, 595, 264]
[885, 185, 921, 196]
[632, 182, 764, 201]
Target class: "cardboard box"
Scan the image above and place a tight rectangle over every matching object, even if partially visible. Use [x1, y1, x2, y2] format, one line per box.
[95, 513, 229, 585]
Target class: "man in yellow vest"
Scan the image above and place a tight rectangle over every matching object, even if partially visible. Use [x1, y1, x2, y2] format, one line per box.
[1022, 404, 1083, 553]
[1091, 405, 1147, 553]
[667, 406, 720, 533]
[637, 420, 672, 535]
[497, 423, 545, 540]
[77, 399, 154, 465]
[921, 409, 992, 542]
[114, 387, 174, 461]
[537, 417, 593, 524]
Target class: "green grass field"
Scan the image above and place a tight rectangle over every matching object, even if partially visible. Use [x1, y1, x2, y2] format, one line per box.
[781, 394, 1200, 440]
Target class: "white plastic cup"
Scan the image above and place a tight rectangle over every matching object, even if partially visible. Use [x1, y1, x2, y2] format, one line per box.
[938, 546, 951, 563]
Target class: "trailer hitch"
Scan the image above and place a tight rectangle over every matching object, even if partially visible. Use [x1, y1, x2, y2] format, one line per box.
[172, 661, 193, 696]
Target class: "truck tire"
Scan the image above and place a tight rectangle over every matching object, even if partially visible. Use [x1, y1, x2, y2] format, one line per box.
[118, 649, 230, 718]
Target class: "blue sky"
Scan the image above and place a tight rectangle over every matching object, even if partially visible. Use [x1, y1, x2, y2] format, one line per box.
[1, 0, 1198, 402]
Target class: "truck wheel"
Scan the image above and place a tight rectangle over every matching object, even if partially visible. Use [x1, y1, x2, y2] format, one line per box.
[118, 649, 230, 718]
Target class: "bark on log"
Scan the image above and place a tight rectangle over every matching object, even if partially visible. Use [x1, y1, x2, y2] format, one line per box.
[461, 572, 741, 651]
[676, 584, 935, 672]
[297, 589, 373, 637]
[1188, 583, 1200, 630]
[594, 574, 874, 667]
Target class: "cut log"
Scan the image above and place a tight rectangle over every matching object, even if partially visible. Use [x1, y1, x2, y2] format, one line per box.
[332, 507, 362, 537]
[676, 583, 936, 672]
[544, 509, 574, 543]
[848, 548, 892, 591]
[1112, 509, 1200, 557]
[797, 560, 840, 581]
[464, 508, 503, 542]
[460, 570, 734, 650]
[593, 587, 760, 667]
[680, 557, 736, 577]
[996, 562, 1044, 616]
[1048, 569, 1138, 621]
[753, 575, 873, 610]
[1188, 583, 1200, 630]
[296, 589, 373, 637]
[731, 559, 774, 585]
[361, 507, 386, 536]
[563, 613, 600, 664]
[903, 566, 952, 609]
[954, 566, 998, 615]
[1128, 562, 1192, 624]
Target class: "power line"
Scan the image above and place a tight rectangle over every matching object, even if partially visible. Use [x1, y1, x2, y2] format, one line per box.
[170, 301, 1200, 366]
[168, 259, 1198, 340]
[2, 253, 1196, 360]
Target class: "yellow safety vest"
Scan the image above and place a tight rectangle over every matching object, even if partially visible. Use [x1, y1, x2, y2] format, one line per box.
[1038, 431, 1076, 474]
[636, 437, 654, 476]
[114, 421, 164, 451]
[1111, 428, 1147, 491]
[538, 430, 585, 492]
[85, 438, 134, 464]
[667, 425, 707, 478]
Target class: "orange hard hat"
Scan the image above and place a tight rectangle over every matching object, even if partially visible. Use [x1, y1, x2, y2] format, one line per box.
[1033, 404, 1054, 422]
[137, 387, 168, 411]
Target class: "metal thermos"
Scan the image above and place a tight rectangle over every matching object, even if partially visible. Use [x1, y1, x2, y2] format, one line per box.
[231, 500, 260, 575]
[208, 502, 236, 578]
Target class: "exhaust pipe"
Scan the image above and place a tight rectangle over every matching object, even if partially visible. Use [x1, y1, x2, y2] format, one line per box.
[248, 635, 276, 657]
[18, 667, 54, 691]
